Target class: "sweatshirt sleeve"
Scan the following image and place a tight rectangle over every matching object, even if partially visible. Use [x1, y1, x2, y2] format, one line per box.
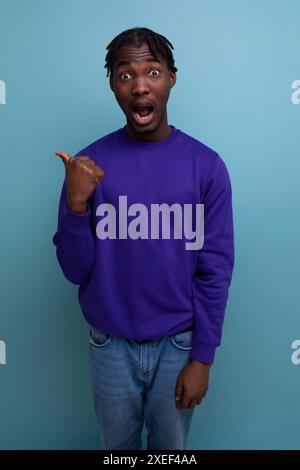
[52, 176, 96, 285]
[190, 153, 235, 364]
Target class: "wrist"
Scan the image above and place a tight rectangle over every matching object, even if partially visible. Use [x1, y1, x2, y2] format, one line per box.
[67, 200, 87, 214]
[190, 359, 212, 368]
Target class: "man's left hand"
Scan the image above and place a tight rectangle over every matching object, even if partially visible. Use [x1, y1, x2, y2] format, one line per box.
[175, 360, 212, 409]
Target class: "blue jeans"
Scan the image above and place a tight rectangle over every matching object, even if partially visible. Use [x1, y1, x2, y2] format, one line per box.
[89, 326, 195, 450]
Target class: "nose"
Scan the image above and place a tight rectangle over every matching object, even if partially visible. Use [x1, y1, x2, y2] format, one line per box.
[132, 77, 150, 96]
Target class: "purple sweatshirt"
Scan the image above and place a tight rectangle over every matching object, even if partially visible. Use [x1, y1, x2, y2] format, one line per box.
[52, 125, 234, 364]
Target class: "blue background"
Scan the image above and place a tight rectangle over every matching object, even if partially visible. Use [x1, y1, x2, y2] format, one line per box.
[1, 0, 299, 449]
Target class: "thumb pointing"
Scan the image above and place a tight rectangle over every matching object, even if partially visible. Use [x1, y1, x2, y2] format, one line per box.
[55, 151, 72, 167]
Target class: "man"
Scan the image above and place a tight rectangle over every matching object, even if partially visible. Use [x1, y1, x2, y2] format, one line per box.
[52, 26, 235, 450]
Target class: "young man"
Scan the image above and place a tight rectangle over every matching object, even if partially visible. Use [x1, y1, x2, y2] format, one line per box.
[52, 27, 234, 450]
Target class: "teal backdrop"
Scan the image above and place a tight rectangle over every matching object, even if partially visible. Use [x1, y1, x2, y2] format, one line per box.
[1, 0, 299, 449]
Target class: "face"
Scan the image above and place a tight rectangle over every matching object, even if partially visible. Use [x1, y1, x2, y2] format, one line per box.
[109, 42, 176, 140]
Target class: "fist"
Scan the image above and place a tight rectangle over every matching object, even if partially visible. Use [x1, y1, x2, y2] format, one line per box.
[55, 151, 104, 213]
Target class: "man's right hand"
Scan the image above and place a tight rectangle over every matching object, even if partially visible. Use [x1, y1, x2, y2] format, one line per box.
[55, 151, 105, 213]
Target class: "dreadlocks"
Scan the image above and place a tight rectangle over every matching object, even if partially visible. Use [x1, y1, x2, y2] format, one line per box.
[104, 27, 178, 78]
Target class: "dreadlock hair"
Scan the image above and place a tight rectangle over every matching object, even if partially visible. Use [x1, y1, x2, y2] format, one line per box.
[104, 27, 178, 78]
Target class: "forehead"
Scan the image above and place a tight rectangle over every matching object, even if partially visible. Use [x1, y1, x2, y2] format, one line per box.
[113, 43, 165, 69]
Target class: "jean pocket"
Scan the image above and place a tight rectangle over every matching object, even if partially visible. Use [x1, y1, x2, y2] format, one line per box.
[170, 329, 193, 351]
[89, 326, 112, 348]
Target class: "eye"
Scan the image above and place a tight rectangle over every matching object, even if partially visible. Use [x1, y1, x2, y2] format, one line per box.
[119, 72, 131, 80]
[149, 69, 160, 76]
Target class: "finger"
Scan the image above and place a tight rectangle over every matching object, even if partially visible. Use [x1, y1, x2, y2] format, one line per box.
[72, 159, 95, 171]
[94, 171, 105, 184]
[96, 169, 105, 179]
[180, 394, 190, 409]
[55, 151, 72, 166]
[175, 381, 183, 404]
[189, 398, 202, 408]
[75, 158, 96, 167]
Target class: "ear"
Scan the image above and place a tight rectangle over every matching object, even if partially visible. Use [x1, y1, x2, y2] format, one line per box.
[169, 71, 176, 88]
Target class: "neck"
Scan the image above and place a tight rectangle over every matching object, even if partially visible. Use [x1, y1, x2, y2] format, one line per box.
[125, 112, 171, 142]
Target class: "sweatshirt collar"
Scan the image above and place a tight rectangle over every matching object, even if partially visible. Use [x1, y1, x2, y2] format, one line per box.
[118, 124, 179, 150]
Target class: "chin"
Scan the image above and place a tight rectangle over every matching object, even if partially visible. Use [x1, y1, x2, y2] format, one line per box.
[128, 118, 158, 134]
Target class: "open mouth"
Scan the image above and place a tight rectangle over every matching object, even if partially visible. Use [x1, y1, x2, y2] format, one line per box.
[131, 104, 154, 126]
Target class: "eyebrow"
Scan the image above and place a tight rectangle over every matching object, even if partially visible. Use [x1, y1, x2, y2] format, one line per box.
[115, 57, 162, 69]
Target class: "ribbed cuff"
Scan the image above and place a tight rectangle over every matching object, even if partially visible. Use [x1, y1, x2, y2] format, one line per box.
[189, 342, 216, 364]
[61, 201, 92, 234]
